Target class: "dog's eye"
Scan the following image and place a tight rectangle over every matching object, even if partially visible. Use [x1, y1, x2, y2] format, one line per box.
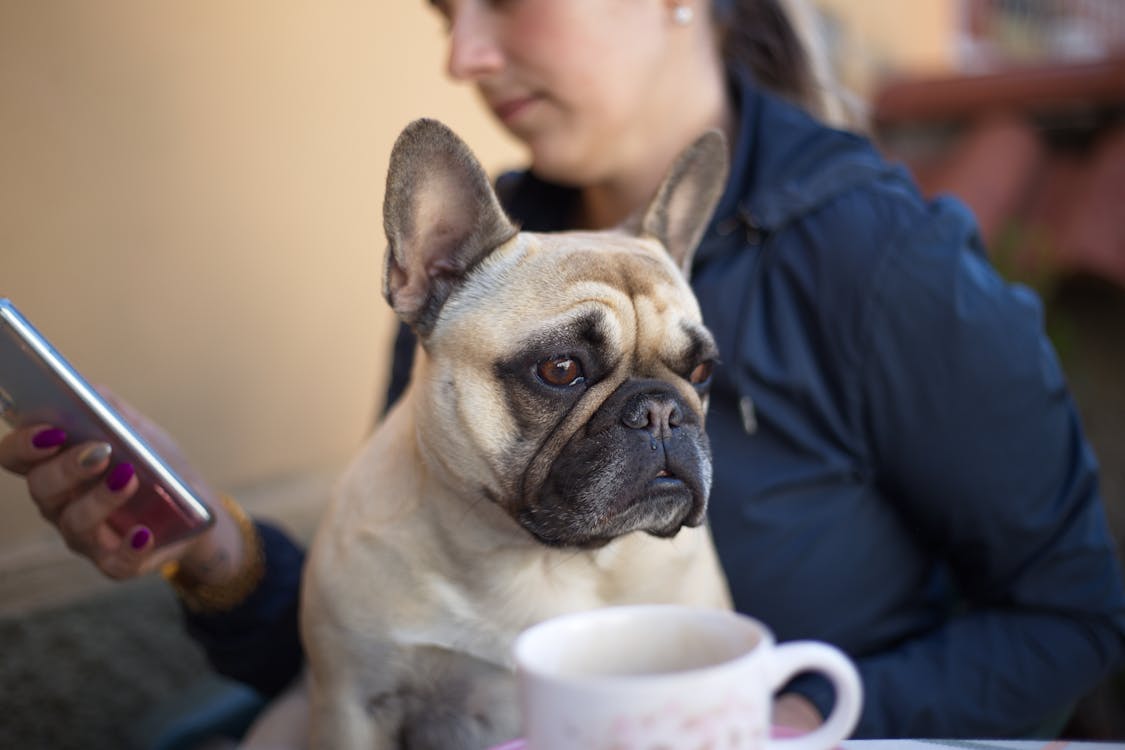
[689, 360, 714, 386]
[536, 357, 585, 388]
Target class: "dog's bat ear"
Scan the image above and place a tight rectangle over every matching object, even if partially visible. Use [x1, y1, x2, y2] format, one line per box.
[382, 119, 518, 336]
[639, 129, 729, 279]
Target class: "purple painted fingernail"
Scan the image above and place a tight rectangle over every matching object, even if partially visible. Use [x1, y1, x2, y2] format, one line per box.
[32, 428, 67, 449]
[129, 527, 152, 550]
[106, 462, 135, 492]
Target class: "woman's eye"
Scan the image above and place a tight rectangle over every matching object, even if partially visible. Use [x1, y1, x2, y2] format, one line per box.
[689, 360, 714, 385]
[536, 357, 585, 387]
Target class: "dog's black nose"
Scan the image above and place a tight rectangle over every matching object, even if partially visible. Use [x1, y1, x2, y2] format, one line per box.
[621, 393, 683, 437]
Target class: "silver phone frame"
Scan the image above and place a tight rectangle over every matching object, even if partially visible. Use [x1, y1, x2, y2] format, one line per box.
[0, 298, 213, 529]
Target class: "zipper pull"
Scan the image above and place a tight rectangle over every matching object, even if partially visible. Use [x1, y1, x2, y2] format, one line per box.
[739, 395, 758, 435]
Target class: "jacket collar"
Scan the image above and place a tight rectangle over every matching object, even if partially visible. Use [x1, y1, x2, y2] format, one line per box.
[702, 68, 906, 255]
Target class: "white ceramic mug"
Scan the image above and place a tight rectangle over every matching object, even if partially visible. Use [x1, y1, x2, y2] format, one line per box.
[513, 605, 862, 750]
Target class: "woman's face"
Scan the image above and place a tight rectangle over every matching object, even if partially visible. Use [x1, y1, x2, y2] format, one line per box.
[430, 0, 696, 184]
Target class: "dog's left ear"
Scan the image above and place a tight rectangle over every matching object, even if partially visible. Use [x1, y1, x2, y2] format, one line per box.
[639, 130, 729, 278]
[382, 118, 518, 336]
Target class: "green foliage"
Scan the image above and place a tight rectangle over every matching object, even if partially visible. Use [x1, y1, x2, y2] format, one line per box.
[989, 218, 1077, 367]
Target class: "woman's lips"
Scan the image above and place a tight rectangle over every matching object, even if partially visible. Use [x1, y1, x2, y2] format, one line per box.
[491, 95, 538, 125]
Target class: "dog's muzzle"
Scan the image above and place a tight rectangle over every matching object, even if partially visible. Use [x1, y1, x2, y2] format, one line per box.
[519, 379, 711, 548]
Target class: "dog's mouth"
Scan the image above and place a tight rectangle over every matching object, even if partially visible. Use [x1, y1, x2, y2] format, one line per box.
[651, 468, 688, 492]
[636, 469, 704, 533]
[519, 460, 707, 550]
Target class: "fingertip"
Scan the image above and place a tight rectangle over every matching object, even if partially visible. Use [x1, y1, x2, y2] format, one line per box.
[128, 526, 153, 552]
[105, 462, 136, 493]
[76, 441, 113, 470]
[31, 427, 68, 451]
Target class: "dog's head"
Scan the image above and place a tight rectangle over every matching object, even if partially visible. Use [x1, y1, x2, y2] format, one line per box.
[383, 119, 727, 549]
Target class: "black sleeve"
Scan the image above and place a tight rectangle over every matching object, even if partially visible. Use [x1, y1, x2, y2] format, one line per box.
[381, 322, 416, 418]
[180, 521, 306, 698]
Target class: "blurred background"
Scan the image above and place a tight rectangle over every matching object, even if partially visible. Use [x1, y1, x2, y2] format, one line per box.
[1, 1, 1123, 746]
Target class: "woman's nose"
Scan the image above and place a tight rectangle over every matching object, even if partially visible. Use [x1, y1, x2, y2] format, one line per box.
[445, 3, 505, 81]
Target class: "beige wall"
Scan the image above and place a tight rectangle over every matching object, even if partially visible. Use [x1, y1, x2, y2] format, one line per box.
[0, 2, 522, 551]
[814, 0, 959, 94]
[0, 1, 958, 554]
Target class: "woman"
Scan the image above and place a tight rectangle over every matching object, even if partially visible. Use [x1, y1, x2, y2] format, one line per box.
[3, 0, 1123, 739]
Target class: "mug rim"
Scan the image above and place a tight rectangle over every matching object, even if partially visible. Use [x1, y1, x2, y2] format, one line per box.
[513, 604, 774, 687]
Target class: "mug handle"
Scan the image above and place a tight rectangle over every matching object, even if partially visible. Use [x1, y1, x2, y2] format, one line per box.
[766, 641, 863, 750]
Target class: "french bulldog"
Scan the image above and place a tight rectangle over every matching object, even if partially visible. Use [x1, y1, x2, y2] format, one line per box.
[300, 118, 732, 749]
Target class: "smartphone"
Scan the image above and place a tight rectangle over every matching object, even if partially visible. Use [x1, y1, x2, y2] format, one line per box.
[0, 298, 213, 548]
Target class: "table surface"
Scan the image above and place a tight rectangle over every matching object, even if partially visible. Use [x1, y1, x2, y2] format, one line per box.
[493, 738, 1125, 750]
[842, 741, 1125, 750]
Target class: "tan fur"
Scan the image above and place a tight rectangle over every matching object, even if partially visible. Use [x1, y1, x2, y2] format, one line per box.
[299, 120, 732, 749]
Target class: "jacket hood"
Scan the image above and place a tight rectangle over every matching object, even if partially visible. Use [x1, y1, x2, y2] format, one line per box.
[699, 70, 908, 264]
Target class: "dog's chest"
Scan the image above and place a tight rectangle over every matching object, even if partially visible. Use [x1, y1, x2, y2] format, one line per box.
[388, 550, 627, 663]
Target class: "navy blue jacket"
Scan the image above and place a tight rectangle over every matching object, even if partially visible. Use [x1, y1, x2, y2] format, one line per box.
[187, 72, 1125, 737]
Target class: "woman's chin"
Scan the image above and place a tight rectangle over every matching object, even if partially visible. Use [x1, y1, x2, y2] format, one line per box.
[526, 146, 602, 188]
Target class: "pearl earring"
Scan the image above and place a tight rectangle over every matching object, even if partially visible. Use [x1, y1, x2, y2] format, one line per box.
[673, 4, 694, 25]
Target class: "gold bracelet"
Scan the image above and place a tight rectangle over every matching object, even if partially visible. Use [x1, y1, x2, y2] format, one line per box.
[160, 494, 266, 613]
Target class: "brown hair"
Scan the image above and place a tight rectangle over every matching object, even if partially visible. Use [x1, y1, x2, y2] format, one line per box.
[715, 0, 866, 130]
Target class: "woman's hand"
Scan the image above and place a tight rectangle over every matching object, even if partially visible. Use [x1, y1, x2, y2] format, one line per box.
[0, 396, 248, 586]
[772, 692, 823, 732]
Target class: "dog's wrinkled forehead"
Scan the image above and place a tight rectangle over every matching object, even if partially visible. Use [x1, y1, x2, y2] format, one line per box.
[537, 231, 684, 295]
[432, 230, 710, 366]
